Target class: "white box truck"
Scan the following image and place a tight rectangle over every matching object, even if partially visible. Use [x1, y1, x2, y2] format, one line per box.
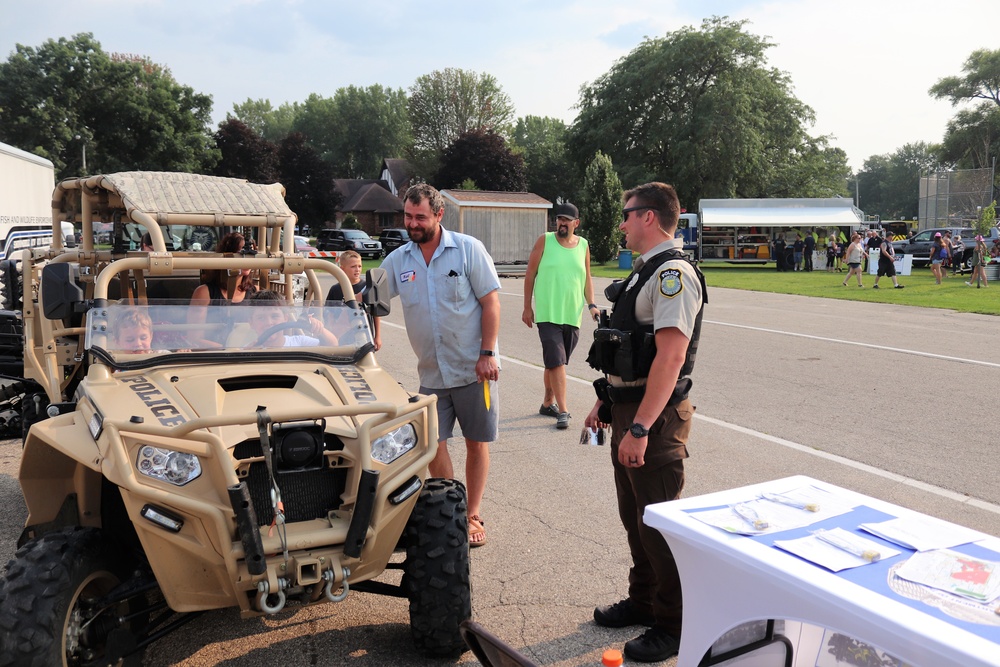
[0, 141, 71, 258]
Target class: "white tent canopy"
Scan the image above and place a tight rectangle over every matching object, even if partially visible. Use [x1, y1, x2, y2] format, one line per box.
[699, 198, 864, 227]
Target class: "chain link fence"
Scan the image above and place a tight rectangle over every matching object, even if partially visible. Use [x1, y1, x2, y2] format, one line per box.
[919, 168, 994, 230]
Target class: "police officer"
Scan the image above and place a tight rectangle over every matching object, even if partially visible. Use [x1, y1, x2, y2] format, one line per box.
[585, 182, 706, 663]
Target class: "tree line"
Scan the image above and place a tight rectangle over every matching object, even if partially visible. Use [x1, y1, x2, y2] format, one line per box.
[1, 20, 997, 249]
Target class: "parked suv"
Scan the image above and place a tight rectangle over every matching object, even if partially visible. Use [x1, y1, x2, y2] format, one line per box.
[0, 172, 471, 664]
[316, 229, 383, 259]
[892, 227, 975, 267]
[379, 229, 410, 255]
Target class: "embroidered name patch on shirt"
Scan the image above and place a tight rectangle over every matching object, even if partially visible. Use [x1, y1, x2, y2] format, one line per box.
[400, 270, 416, 283]
[659, 268, 683, 297]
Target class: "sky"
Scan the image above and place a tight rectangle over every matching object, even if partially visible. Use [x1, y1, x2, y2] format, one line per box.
[2, 0, 998, 170]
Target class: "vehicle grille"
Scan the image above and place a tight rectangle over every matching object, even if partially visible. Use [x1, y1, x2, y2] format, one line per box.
[234, 438, 347, 525]
[244, 463, 346, 525]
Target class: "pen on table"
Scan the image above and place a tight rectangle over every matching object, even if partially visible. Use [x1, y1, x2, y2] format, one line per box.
[761, 491, 820, 512]
[733, 503, 768, 531]
[813, 529, 881, 562]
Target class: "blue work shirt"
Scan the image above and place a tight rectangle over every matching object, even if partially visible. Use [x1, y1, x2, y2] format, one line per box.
[381, 228, 501, 388]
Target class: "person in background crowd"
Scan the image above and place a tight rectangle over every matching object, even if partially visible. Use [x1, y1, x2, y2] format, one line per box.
[930, 232, 948, 284]
[522, 202, 599, 431]
[951, 234, 965, 275]
[942, 231, 955, 276]
[773, 233, 787, 272]
[803, 230, 815, 271]
[792, 234, 804, 271]
[966, 235, 989, 288]
[826, 234, 839, 272]
[842, 233, 865, 287]
[872, 231, 904, 289]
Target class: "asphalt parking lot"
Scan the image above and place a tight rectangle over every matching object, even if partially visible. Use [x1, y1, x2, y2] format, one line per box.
[2, 277, 999, 666]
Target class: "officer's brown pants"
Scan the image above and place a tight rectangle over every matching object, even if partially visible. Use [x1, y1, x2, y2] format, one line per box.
[610, 398, 694, 638]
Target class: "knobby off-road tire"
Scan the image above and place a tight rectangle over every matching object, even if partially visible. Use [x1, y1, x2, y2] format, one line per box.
[403, 477, 471, 658]
[0, 527, 138, 666]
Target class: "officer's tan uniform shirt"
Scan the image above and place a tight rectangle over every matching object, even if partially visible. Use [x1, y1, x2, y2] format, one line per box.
[611, 237, 701, 387]
[633, 237, 701, 339]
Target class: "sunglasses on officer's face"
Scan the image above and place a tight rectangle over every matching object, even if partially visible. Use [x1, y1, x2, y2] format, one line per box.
[622, 206, 654, 223]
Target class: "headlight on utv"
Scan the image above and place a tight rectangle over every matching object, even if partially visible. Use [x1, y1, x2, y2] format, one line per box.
[136, 446, 202, 486]
[371, 424, 417, 464]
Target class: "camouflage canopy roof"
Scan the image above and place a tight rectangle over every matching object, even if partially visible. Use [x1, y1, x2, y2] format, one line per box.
[56, 171, 294, 223]
[101, 172, 292, 218]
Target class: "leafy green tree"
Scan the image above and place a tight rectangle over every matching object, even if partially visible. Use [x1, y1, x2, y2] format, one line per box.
[0, 34, 216, 179]
[580, 151, 623, 264]
[407, 68, 514, 179]
[289, 87, 411, 178]
[212, 119, 279, 184]
[230, 98, 298, 142]
[855, 142, 940, 220]
[930, 48, 1000, 171]
[434, 129, 526, 191]
[327, 85, 411, 178]
[511, 115, 576, 203]
[278, 132, 340, 232]
[974, 200, 997, 237]
[567, 17, 832, 208]
[937, 105, 1000, 170]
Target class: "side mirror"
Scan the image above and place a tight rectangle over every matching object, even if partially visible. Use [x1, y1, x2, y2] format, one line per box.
[363, 268, 390, 317]
[41, 262, 86, 320]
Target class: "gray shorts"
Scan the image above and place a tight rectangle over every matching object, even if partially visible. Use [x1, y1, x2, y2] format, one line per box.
[537, 322, 580, 369]
[420, 380, 499, 443]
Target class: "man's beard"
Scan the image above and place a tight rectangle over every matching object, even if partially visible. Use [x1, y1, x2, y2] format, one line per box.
[557, 225, 570, 238]
[409, 224, 438, 245]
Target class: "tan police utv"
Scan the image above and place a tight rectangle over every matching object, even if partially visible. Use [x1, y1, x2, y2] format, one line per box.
[0, 172, 470, 665]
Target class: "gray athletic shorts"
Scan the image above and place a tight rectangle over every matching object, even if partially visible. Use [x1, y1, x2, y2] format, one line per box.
[537, 322, 580, 369]
[420, 380, 499, 443]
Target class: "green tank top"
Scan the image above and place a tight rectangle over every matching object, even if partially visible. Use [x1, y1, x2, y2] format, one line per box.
[534, 232, 588, 326]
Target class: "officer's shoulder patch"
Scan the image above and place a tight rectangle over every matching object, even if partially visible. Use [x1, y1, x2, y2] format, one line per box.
[659, 268, 683, 298]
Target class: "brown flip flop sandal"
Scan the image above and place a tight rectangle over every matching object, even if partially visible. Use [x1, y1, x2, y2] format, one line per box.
[469, 514, 487, 548]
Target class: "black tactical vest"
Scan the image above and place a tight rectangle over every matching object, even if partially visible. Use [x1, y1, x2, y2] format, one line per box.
[587, 248, 707, 382]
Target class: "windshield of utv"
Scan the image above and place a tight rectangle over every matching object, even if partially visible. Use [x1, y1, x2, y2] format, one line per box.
[86, 300, 375, 370]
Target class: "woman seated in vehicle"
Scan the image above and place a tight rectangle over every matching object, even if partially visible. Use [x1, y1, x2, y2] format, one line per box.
[188, 232, 257, 347]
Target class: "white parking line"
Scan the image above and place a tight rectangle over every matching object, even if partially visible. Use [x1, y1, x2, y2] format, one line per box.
[706, 320, 1000, 369]
[382, 320, 1000, 515]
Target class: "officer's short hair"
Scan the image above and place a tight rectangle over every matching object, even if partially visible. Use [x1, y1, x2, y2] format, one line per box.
[404, 183, 444, 216]
[623, 182, 680, 233]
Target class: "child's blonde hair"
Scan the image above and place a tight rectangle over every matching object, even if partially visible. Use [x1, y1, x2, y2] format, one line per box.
[338, 250, 362, 266]
[112, 309, 153, 342]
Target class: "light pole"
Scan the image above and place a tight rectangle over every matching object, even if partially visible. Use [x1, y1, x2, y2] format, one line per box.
[74, 134, 87, 172]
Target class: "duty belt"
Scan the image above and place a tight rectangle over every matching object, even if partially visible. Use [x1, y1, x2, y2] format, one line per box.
[597, 377, 692, 406]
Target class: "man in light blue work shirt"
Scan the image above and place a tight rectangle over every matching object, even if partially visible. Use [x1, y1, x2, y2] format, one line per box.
[380, 183, 500, 547]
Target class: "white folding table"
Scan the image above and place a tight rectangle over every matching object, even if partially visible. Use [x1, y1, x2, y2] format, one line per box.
[644, 475, 1000, 667]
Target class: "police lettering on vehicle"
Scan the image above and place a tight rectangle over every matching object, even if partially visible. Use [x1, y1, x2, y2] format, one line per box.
[340, 369, 376, 403]
[659, 268, 683, 298]
[120, 376, 187, 427]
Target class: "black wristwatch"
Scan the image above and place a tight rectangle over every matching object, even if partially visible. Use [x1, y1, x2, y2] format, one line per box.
[479, 349, 495, 357]
[628, 422, 649, 438]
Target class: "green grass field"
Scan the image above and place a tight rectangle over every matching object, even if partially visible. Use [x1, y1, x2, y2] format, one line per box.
[591, 258, 1000, 316]
[364, 254, 998, 317]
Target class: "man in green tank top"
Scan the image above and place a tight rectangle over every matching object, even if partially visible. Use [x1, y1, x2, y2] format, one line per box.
[522, 202, 600, 430]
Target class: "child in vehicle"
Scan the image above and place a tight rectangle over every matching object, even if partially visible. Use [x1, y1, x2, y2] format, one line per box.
[246, 291, 338, 347]
[111, 309, 154, 353]
[325, 250, 381, 351]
